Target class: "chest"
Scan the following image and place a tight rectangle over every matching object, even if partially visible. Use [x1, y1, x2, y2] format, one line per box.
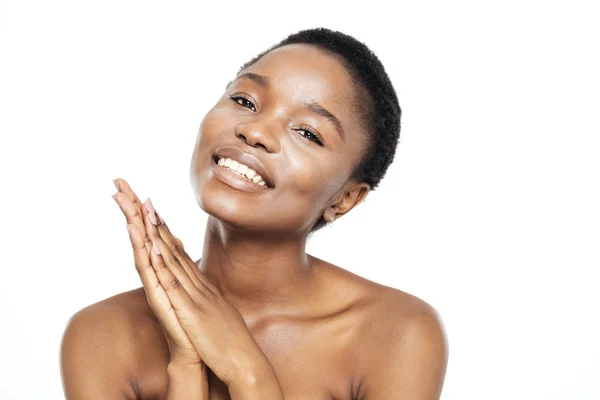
[134, 318, 360, 400]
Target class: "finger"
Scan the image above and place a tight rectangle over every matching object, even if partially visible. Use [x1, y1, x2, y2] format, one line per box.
[140, 197, 220, 298]
[114, 178, 145, 208]
[151, 210, 219, 296]
[113, 178, 146, 229]
[143, 198, 218, 296]
[113, 178, 152, 254]
[173, 236, 184, 250]
[145, 218, 203, 324]
[157, 225, 207, 294]
[114, 192, 153, 256]
[143, 204, 211, 302]
[127, 223, 193, 349]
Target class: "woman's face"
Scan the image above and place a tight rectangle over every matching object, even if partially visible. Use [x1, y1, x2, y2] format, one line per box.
[190, 43, 369, 234]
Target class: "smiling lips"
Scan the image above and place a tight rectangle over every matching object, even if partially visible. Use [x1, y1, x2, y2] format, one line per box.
[212, 146, 274, 188]
[217, 157, 266, 186]
[210, 146, 275, 192]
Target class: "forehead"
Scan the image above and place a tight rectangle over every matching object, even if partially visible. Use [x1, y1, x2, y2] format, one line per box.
[239, 44, 358, 123]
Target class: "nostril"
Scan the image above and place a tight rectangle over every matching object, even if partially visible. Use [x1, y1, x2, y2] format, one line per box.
[236, 130, 270, 152]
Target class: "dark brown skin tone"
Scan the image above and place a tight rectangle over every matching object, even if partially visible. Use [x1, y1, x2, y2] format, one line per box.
[60, 44, 448, 399]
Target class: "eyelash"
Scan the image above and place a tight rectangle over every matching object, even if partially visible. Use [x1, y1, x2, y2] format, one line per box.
[229, 94, 325, 146]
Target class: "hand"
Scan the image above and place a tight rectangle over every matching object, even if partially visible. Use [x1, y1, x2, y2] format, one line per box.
[138, 195, 272, 387]
[111, 178, 205, 370]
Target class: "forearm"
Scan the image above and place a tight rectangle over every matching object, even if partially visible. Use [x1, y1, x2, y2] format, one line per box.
[227, 356, 285, 400]
[166, 362, 209, 400]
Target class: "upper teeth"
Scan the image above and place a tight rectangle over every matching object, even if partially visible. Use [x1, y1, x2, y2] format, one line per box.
[217, 157, 267, 186]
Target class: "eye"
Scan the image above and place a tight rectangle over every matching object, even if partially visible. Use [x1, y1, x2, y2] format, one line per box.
[230, 94, 256, 112]
[297, 125, 324, 146]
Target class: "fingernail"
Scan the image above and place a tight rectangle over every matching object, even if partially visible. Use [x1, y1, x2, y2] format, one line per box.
[152, 241, 161, 254]
[144, 198, 158, 225]
[126, 224, 132, 236]
[113, 179, 121, 192]
[144, 198, 156, 214]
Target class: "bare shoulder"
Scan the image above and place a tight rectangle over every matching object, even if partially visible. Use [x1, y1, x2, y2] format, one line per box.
[312, 256, 448, 397]
[60, 287, 168, 399]
[339, 268, 448, 398]
[358, 283, 449, 398]
[313, 255, 444, 321]
[359, 282, 448, 357]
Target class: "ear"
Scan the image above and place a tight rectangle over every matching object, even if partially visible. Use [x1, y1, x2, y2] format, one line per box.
[323, 181, 371, 223]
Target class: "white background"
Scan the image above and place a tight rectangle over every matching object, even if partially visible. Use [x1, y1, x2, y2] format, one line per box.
[1, 0, 598, 399]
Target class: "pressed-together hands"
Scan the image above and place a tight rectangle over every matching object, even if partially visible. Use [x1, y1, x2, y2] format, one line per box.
[112, 178, 284, 399]
[112, 179, 204, 367]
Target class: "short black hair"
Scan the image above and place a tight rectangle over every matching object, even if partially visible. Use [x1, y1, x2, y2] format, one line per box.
[237, 27, 401, 232]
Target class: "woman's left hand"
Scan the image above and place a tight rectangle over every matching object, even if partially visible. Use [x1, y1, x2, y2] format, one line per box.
[115, 182, 272, 387]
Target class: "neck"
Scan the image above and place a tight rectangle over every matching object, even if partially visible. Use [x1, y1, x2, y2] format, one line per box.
[197, 216, 315, 318]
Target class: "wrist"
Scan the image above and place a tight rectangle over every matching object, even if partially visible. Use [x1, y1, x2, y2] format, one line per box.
[166, 361, 209, 400]
[227, 354, 283, 399]
[167, 360, 207, 376]
[228, 351, 266, 384]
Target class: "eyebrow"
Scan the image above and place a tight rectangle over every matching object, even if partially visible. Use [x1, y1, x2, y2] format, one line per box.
[226, 72, 345, 140]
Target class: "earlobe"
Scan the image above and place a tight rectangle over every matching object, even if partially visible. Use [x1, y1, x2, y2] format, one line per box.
[324, 206, 339, 222]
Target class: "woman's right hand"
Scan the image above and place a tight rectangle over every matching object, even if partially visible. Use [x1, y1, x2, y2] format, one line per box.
[112, 178, 208, 371]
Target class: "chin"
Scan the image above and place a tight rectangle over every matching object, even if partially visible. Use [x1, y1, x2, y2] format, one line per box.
[190, 162, 317, 236]
[193, 178, 269, 232]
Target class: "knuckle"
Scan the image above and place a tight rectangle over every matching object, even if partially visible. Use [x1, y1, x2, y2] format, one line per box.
[129, 208, 141, 220]
[190, 293, 203, 304]
[152, 280, 162, 293]
[134, 262, 147, 274]
[168, 254, 183, 268]
[173, 244, 186, 257]
[174, 236, 185, 248]
[167, 277, 181, 290]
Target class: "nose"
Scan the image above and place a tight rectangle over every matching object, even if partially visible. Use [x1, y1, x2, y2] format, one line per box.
[234, 119, 280, 153]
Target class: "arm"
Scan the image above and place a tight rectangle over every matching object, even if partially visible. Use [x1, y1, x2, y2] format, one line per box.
[166, 362, 209, 400]
[61, 303, 210, 400]
[226, 354, 285, 400]
[361, 307, 449, 400]
[60, 304, 137, 400]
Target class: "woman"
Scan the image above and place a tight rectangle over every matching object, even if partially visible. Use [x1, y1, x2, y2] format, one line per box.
[60, 27, 448, 399]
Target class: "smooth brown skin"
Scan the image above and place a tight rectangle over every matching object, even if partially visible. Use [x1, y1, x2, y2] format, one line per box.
[61, 44, 448, 399]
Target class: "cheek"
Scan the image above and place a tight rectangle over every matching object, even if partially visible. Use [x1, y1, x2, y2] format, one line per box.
[198, 106, 231, 142]
[189, 110, 226, 200]
[190, 107, 233, 172]
[279, 155, 345, 216]
[281, 149, 325, 196]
